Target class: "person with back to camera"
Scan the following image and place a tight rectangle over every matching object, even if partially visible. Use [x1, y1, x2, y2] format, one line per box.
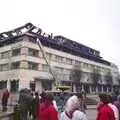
[38, 93, 58, 120]
[1, 88, 10, 112]
[96, 93, 115, 120]
[107, 94, 119, 120]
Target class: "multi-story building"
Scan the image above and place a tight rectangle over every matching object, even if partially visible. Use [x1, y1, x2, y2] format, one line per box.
[0, 23, 119, 93]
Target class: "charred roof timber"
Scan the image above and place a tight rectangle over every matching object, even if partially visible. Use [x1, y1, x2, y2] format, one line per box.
[0, 23, 110, 66]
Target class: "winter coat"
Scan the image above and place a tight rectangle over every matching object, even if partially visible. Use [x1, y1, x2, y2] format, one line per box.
[2, 90, 10, 105]
[96, 104, 115, 120]
[38, 102, 58, 120]
[32, 95, 40, 117]
[60, 110, 87, 120]
[72, 110, 87, 120]
[18, 89, 34, 111]
[65, 95, 80, 118]
[108, 103, 119, 120]
[114, 100, 120, 120]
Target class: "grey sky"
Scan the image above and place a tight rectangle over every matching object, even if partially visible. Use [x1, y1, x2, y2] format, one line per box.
[0, 0, 120, 69]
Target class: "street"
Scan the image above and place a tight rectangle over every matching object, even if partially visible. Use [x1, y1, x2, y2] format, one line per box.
[86, 108, 97, 120]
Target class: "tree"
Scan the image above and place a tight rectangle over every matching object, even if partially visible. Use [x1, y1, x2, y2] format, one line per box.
[91, 68, 101, 85]
[105, 71, 113, 85]
[70, 65, 82, 83]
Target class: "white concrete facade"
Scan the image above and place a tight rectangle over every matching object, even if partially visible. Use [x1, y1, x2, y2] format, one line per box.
[0, 35, 119, 93]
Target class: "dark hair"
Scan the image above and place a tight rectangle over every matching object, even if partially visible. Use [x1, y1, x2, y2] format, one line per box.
[46, 93, 54, 104]
[107, 94, 112, 103]
[75, 93, 83, 98]
[31, 92, 34, 96]
[35, 92, 38, 96]
[99, 93, 109, 104]
[40, 92, 46, 98]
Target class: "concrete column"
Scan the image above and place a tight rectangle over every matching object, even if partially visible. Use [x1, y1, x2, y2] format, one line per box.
[101, 85, 103, 93]
[20, 61, 28, 69]
[73, 84, 76, 92]
[81, 84, 84, 91]
[21, 47, 28, 55]
[96, 86, 98, 93]
[35, 80, 42, 93]
[89, 85, 92, 93]
[7, 79, 11, 91]
[52, 82, 56, 91]
[107, 87, 109, 92]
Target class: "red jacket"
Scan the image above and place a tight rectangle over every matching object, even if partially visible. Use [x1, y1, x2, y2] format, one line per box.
[96, 104, 115, 120]
[2, 90, 10, 100]
[38, 102, 58, 120]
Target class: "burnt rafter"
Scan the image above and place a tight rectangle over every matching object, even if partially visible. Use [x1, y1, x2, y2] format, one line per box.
[0, 23, 110, 66]
[0, 23, 34, 41]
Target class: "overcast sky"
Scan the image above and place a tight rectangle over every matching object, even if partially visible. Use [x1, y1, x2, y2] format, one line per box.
[0, 0, 120, 69]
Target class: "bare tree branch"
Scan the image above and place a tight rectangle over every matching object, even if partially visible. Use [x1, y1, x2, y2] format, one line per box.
[91, 68, 101, 85]
[70, 65, 82, 83]
[105, 71, 113, 85]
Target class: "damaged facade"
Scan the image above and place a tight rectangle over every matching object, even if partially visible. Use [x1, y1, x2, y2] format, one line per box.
[0, 23, 119, 93]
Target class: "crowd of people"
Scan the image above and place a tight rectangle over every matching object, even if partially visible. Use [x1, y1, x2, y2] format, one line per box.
[1, 88, 120, 120]
[17, 89, 87, 120]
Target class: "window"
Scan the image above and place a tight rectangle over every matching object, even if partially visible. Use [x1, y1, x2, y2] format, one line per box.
[42, 64, 49, 72]
[28, 48, 39, 57]
[1, 51, 9, 59]
[0, 63, 9, 71]
[46, 53, 52, 60]
[55, 55, 63, 63]
[66, 58, 72, 64]
[58, 56, 63, 63]
[75, 60, 81, 65]
[12, 48, 21, 56]
[28, 62, 38, 70]
[84, 63, 88, 68]
[64, 69, 70, 74]
[30, 81, 35, 91]
[10, 80, 19, 92]
[0, 81, 7, 90]
[55, 67, 63, 73]
[54, 55, 57, 61]
[11, 62, 20, 69]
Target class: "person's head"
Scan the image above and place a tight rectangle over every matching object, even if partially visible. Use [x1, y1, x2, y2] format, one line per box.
[4, 88, 8, 92]
[75, 93, 83, 99]
[117, 95, 120, 101]
[99, 93, 109, 104]
[45, 93, 54, 104]
[40, 91, 46, 99]
[107, 94, 113, 103]
[35, 92, 38, 96]
[31, 92, 34, 96]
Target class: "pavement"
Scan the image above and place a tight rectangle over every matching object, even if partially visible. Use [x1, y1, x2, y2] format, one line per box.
[86, 108, 97, 120]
